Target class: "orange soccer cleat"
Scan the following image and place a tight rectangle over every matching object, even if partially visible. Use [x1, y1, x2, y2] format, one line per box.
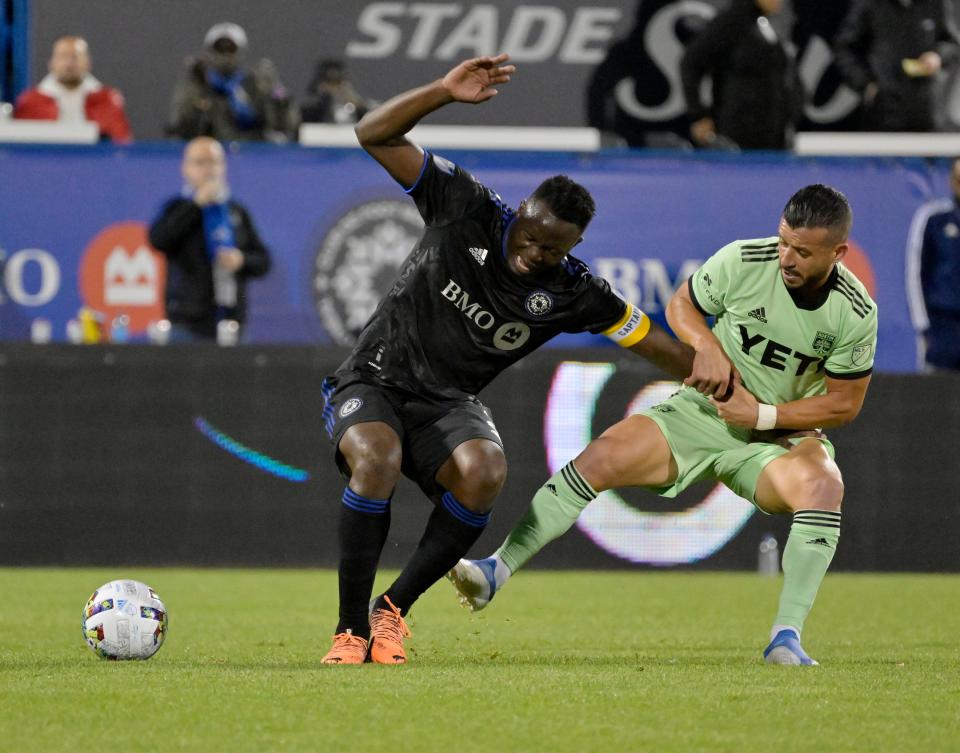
[321, 630, 369, 665]
[369, 595, 411, 664]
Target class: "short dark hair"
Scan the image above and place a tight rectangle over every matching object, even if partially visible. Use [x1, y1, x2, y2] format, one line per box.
[782, 184, 852, 238]
[531, 175, 596, 230]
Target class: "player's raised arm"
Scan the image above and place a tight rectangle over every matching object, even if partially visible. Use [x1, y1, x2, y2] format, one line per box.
[666, 281, 737, 398]
[355, 54, 516, 188]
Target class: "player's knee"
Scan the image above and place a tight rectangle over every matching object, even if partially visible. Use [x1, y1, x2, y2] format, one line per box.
[456, 447, 507, 510]
[345, 437, 402, 489]
[791, 468, 844, 511]
[575, 438, 633, 491]
[470, 455, 508, 502]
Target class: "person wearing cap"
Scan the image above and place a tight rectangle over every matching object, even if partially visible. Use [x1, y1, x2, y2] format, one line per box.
[14, 35, 132, 143]
[167, 22, 268, 141]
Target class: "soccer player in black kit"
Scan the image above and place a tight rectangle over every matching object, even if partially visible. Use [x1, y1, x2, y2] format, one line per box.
[320, 53, 694, 664]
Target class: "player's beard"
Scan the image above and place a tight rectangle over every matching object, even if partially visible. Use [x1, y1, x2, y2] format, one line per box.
[783, 264, 831, 296]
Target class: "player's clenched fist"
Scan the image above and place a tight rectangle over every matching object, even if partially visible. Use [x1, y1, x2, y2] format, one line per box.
[684, 340, 737, 399]
[710, 377, 760, 429]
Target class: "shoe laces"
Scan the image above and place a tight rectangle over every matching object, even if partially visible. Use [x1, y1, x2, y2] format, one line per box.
[370, 595, 411, 643]
[331, 631, 368, 657]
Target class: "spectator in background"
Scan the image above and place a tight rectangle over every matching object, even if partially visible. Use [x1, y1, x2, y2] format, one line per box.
[680, 0, 803, 150]
[906, 157, 960, 372]
[791, 0, 858, 131]
[834, 0, 960, 132]
[585, 1, 709, 149]
[14, 35, 132, 142]
[300, 59, 370, 124]
[253, 57, 299, 142]
[148, 137, 271, 342]
[167, 22, 268, 141]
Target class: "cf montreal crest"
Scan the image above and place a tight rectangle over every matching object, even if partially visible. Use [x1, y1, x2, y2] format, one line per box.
[524, 290, 554, 316]
[339, 397, 363, 418]
[313, 201, 424, 345]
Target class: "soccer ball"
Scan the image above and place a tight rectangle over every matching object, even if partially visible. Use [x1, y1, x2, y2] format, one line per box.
[81, 579, 168, 660]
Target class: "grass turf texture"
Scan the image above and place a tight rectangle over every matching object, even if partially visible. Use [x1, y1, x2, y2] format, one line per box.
[1, 569, 957, 753]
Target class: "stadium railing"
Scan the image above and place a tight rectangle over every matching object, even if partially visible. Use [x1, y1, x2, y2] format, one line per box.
[302, 124, 960, 157]
[0, 119, 98, 143]
[794, 132, 960, 156]
[299, 123, 602, 151]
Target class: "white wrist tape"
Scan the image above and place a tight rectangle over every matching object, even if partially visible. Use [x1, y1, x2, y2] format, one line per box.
[755, 403, 778, 431]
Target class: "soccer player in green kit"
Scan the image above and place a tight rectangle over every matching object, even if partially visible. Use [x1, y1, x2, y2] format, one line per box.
[450, 184, 878, 665]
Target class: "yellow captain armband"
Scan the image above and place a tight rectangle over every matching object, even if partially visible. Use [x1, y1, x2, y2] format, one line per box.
[602, 303, 651, 348]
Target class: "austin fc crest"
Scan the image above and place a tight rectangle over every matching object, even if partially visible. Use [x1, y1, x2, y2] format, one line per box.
[811, 330, 836, 355]
[524, 290, 554, 316]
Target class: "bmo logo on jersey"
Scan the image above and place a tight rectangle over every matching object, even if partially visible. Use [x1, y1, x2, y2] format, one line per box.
[441, 278, 531, 351]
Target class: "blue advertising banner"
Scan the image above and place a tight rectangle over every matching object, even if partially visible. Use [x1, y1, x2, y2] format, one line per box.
[0, 142, 947, 371]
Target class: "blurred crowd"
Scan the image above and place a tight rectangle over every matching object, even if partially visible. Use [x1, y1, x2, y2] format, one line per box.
[10, 22, 375, 144]
[4, 6, 959, 369]
[10, 2, 960, 150]
[591, 0, 960, 149]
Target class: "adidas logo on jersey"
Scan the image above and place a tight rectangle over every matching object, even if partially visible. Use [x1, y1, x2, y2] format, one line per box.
[468, 247, 489, 266]
[748, 307, 768, 323]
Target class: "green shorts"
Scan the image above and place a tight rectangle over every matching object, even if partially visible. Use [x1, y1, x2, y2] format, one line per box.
[640, 387, 835, 508]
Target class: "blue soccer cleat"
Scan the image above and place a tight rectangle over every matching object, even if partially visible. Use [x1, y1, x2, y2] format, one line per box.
[446, 557, 499, 612]
[764, 628, 819, 666]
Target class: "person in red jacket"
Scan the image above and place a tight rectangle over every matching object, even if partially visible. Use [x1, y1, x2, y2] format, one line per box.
[14, 35, 132, 143]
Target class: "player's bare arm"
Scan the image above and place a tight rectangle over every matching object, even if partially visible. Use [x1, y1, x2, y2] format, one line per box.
[666, 281, 736, 398]
[627, 321, 695, 380]
[355, 54, 516, 188]
[713, 374, 871, 430]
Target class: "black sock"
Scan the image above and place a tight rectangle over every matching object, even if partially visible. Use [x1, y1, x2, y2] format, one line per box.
[382, 491, 490, 615]
[336, 488, 391, 640]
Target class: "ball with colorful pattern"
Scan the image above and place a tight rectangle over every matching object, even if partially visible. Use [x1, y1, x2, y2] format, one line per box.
[82, 579, 168, 660]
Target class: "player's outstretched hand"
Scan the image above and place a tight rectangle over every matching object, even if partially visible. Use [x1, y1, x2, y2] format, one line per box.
[442, 54, 516, 104]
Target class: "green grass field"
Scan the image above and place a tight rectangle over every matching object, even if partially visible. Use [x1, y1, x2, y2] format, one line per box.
[1, 569, 957, 753]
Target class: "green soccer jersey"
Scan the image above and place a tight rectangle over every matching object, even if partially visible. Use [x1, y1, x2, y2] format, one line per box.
[688, 236, 878, 405]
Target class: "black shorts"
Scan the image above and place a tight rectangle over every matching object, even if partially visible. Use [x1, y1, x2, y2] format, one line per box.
[320, 371, 504, 499]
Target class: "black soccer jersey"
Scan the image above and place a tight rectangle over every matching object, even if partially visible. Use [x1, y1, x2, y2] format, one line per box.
[338, 152, 632, 401]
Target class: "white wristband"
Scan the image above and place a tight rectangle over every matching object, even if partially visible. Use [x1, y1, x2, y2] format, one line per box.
[755, 403, 778, 431]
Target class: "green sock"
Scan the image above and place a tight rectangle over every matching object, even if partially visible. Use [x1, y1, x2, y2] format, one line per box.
[496, 462, 597, 574]
[773, 510, 841, 634]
